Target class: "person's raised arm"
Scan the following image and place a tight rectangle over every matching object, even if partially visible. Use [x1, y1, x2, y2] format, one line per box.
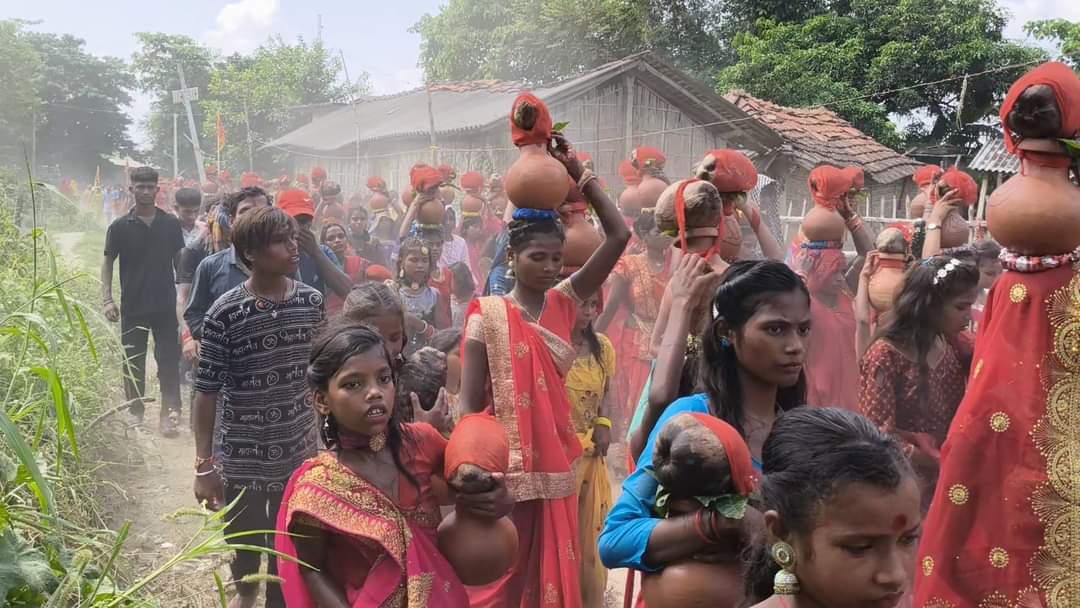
[398, 199, 420, 241]
[736, 198, 784, 261]
[837, 195, 874, 257]
[595, 274, 629, 333]
[298, 229, 351, 298]
[550, 135, 631, 300]
[920, 191, 960, 259]
[854, 251, 878, 358]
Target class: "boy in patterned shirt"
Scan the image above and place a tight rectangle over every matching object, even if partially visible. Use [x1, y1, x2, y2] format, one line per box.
[192, 207, 324, 608]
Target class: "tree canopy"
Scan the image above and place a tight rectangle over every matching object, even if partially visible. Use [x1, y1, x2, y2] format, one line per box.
[1026, 19, 1080, 68]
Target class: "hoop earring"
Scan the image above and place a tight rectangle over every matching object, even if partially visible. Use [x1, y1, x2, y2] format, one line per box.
[719, 337, 731, 348]
[772, 541, 799, 595]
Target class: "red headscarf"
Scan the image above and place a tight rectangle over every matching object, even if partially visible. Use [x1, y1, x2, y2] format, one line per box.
[808, 165, 849, 210]
[410, 164, 444, 194]
[842, 166, 865, 191]
[633, 146, 666, 171]
[886, 221, 914, 246]
[1000, 61, 1080, 154]
[618, 160, 641, 186]
[367, 176, 386, 191]
[932, 167, 978, 206]
[687, 414, 757, 496]
[913, 165, 943, 187]
[704, 149, 758, 193]
[510, 92, 553, 147]
[460, 171, 484, 191]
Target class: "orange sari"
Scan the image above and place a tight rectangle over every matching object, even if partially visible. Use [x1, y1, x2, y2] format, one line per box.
[611, 254, 669, 432]
[464, 284, 584, 608]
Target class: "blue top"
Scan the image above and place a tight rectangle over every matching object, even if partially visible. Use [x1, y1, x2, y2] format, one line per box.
[598, 393, 762, 571]
[485, 229, 513, 296]
[185, 246, 250, 339]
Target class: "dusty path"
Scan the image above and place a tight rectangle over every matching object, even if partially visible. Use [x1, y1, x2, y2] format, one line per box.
[58, 229, 636, 607]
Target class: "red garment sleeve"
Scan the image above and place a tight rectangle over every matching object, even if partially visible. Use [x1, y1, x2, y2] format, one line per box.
[858, 342, 901, 434]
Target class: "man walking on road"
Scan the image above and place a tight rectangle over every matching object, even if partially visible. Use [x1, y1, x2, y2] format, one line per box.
[102, 166, 186, 437]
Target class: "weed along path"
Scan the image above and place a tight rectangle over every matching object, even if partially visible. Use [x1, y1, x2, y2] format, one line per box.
[57, 229, 632, 606]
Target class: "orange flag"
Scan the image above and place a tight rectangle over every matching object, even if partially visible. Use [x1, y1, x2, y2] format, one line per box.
[216, 112, 225, 152]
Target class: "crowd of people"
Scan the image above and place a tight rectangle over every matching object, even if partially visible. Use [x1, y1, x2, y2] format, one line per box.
[94, 61, 1080, 608]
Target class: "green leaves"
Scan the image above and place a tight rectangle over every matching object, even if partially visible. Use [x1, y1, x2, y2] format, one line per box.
[552, 121, 570, 134]
[0, 530, 56, 602]
[653, 485, 750, 520]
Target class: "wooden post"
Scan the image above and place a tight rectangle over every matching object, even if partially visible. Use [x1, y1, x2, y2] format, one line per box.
[243, 100, 254, 172]
[427, 86, 438, 165]
[623, 74, 636, 160]
[975, 175, 990, 240]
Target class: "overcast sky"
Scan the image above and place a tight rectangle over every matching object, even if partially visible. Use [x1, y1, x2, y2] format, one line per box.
[6, 0, 1079, 145]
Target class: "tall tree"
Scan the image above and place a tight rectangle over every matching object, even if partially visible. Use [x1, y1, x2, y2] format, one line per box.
[717, 0, 1045, 150]
[130, 33, 215, 177]
[200, 36, 365, 175]
[1025, 19, 1080, 67]
[412, 0, 726, 84]
[26, 31, 132, 179]
[0, 21, 42, 167]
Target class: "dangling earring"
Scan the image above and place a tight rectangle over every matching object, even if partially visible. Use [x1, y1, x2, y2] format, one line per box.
[720, 337, 731, 348]
[772, 541, 800, 595]
[506, 261, 515, 279]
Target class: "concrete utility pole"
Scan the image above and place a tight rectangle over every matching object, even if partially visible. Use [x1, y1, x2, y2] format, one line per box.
[175, 64, 207, 184]
[242, 99, 254, 172]
[172, 113, 179, 178]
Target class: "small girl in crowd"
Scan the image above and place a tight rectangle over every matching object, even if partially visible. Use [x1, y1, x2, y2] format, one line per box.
[747, 407, 920, 608]
[343, 282, 408, 366]
[858, 253, 979, 508]
[393, 236, 450, 354]
[275, 322, 511, 607]
[320, 221, 368, 314]
[448, 261, 476, 329]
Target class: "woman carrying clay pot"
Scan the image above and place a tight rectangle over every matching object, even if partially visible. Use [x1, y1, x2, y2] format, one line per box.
[908, 165, 943, 219]
[790, 165, 874, 412]
[915, 62, 1080, 607]
[459, 92, 630, 608]
[857, 253, 979, 510]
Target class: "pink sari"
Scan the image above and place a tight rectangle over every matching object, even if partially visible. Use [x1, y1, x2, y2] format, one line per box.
[464, 285, 584, 608]
[275, 428, 469, 607]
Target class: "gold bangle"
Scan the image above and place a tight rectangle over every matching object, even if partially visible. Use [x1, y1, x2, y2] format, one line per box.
[593, 416, 612, 429]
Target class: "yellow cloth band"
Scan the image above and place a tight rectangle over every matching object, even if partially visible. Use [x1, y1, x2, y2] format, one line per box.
[593, 417, 612, 429]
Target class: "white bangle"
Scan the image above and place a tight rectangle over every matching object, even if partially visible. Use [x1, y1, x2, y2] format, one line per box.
[577, 169, 597, 191]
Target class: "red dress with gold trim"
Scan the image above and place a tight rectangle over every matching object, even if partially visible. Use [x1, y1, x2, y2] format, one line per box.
[914, 262, 1079, 607]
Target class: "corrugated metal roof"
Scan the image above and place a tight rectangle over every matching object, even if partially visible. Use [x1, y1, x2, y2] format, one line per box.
[968, 138, 1020, 174]
[266, 52, 782, 153]
[724, 91, 925, 185]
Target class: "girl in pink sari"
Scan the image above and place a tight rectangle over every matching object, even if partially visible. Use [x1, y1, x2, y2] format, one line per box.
[275, 322, 512, 607]
[459, 115, 631, 607]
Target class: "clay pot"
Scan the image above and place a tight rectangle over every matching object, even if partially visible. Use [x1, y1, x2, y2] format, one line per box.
[402, 189, 416, 208]
[987, 161, 1080, 255]
[637, 176, 669, 211]
[462, 194, 485, 216]
[416, 195, 445, 226]
[505, 144, 569, 210]
[654, 181, 724, 248]
[909, 192, 929, 219]
[801, 205, 846, 242]
[641, 560, 745, 608]
[619, 186, 643, 217]
[868, 253, 909, 313]
[370, 192, 390, 213]
[939, 209, 970, 248]
[560, 203, 602, 269]
[437, 509, 519, 586]
[720, 211, 743, 263]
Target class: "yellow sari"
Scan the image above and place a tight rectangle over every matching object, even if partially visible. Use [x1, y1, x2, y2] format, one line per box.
[566, 334, 615, 608]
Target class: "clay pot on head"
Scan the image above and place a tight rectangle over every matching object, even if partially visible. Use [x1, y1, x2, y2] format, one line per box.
[801, 205, 846, 242]
[416, 194, 445, 226]
[655, 180, 724, 254]
[868, 253, 909, 313]
[402, 189, 416, 208]
[370, 192, 390, 213]
[437, 508, 519, 586]
[987, 158, 1080, 255]
[619, 186, 643, 217]
[637, 175, 669, 212]
[560, 203, 602, 269]
[462, 194, 485, 216]
[909, 192, 929, 219]
[641, 560, 746, 608]
[939, 209, 970, 248]
[505, 145, 570, 210]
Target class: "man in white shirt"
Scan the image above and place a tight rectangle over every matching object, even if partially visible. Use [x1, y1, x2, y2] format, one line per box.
[439, 207, 469, 270]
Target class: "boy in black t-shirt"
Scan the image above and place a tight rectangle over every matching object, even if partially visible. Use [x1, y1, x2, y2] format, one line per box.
[102, 167, 185, 437]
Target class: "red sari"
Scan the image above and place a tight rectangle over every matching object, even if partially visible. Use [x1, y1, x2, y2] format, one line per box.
[611, 254, 669, 431]
[464, 283, 584, 608]
[328, 254, 368, 314]
[914, 264, 1079, 607]
[275, 424, 469, 607]
[792, 245, 859, 411]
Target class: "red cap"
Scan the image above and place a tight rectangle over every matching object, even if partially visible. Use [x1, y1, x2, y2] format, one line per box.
[632, 146, 666, 170]
[460, 171, 484, 191]
[913, 165, 942, 187]
[367, 176, 386, 191]
[277, 189, 316, 218]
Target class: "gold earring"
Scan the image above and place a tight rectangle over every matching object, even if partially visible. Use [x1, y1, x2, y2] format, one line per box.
[772, 541, 799, 595]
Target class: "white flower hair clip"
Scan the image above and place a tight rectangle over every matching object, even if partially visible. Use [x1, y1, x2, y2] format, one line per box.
[933, 258, 962, 285]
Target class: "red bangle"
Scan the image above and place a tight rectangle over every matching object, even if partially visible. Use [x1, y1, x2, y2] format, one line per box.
[693, 509, 714, 545]
[749, 207, 762, 232]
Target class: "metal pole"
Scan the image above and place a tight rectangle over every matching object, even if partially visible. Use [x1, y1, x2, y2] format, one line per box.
[30, 107, 36, 176]
[172, 113, 179, 178]
[426, 86, 438, 165]
[177, 64, 207, 183]
[243, 100, 254, 172]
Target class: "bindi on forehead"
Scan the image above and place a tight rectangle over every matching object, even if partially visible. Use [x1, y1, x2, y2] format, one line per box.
[892, 514, 908, 532]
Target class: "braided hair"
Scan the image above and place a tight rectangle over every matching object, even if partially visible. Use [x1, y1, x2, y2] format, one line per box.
[307, 321, 418, 489]
[507, 209, 566, 254]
